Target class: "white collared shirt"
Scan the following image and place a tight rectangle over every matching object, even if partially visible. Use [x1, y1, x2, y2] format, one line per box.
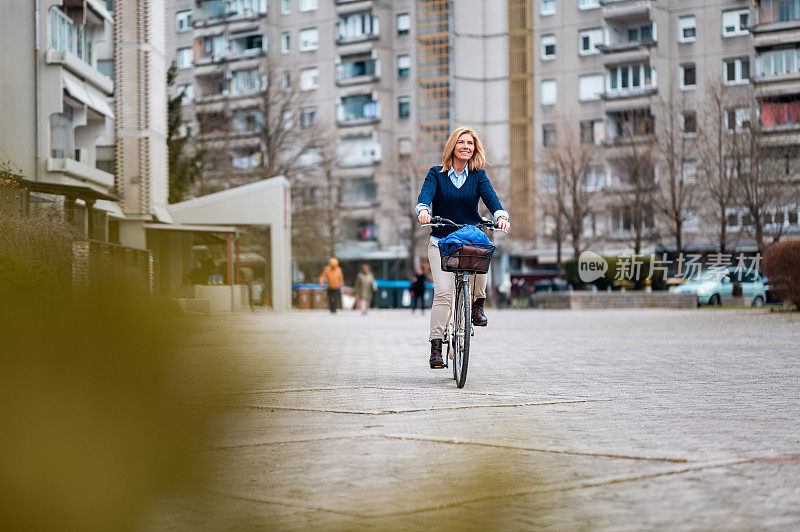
[415, 166, 508, 244]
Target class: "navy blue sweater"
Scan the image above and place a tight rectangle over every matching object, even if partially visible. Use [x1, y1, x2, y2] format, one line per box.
[417, 166, 505, 239]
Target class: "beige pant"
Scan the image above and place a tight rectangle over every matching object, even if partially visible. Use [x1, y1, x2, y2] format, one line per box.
[427, 241, 486, 341]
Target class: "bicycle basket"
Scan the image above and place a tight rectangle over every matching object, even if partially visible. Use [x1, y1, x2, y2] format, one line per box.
[439, 244, 494, 273]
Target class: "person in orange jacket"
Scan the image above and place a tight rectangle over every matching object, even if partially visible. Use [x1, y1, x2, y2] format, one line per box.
[319, 258, 344, 314]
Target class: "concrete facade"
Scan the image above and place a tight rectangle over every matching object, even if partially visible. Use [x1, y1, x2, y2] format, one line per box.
[0, 0, 116, 239]
[528, 0, 800, 264]
[161, 0, 512, 268]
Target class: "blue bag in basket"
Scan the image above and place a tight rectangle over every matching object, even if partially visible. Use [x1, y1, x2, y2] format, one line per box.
[438, 226, 495, 272]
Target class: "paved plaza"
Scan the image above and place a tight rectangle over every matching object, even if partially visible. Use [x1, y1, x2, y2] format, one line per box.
[149, 308, 800, 530]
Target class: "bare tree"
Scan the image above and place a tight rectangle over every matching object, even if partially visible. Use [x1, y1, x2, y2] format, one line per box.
[608, 109, 658, 255]
[735, 91, 800, 253]
[653, 89, 697, 257]
[398, 154, 424, 278]
[696, 81, 740, 254]
[543, 121, 596, 260]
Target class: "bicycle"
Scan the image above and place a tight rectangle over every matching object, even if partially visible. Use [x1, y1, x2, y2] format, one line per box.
[422, 216, 501, 388]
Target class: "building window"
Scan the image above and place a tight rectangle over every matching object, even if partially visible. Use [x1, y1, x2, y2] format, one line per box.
[176, 10, 192, 32]
[579, 28, 603, 55]
[680, 64, 696, 89]
[757, 47, 800, 77]
[724, 57, 750, 84]
[578, 74, 603, 101]
[540, 0, 555, 16]
[299, 67, 319, 90]
[281, 0, 290, 14]
[541, 79, 557, 105]
[722, 9, 749, 37]
[178, 83, 194, 105]
[580, 120, 597, 144]
[682, 111, 697, 134]
[543, 172, 557, 192]
[397, 54, 410, 77]
[627, 24, 653, 43]
[299, 0, 317, 12]
[300, 106, 318, 128]
[97, 59, 114, 80]
[230, 69, 262, 95]
[541, 35, 556, 60]
[678, 16, 696, 42]
[232, 108, 264, 132]
[398, 96, 410, 118]
[299, 28, 318, 51]
[337, 12, 378, 43]
[176, 47, 193, 69]
[725, 107, 750, 130]
[579, 0, 600, 10]
[396, 13, 410, 35]
[585, 166, 604, 190]
[542, 123, 556, 146]
[339, 94, 379, 122]
[607, 63, 655, 92]
[281, 32, 290, 53]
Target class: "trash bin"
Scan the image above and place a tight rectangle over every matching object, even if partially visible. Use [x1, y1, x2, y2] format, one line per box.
[312, 288, 328, 309]
[297, 288, 312, 309]
[375, 284, 393, 308]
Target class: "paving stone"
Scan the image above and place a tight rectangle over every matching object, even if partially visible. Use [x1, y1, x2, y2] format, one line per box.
[143, 309, 800, 529]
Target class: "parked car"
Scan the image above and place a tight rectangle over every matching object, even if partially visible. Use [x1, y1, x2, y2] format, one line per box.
[533, 278, 571, 293]
[669, 267, 767, 306]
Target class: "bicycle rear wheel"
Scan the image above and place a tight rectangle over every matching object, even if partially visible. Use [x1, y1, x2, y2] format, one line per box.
[453, 275, 471, 388]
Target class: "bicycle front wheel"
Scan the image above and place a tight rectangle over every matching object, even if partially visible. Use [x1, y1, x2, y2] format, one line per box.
[453, 275, 471, 388]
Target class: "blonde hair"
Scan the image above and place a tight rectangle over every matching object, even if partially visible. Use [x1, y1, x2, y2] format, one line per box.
[441, 126, 486, 172]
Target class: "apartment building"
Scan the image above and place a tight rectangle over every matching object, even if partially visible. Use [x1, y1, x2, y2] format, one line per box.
[0, 0, 117, 240]
[164, 0, 411, 260]
[164, 0, 513, 271]
[530, 0, 772, 261]
[748, 0, 800, 233]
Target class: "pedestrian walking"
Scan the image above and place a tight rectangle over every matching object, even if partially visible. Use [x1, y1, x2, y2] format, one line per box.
[354, 264, 377, 315]
[319, 258, 344, 314]
[410, 267, 427, 313]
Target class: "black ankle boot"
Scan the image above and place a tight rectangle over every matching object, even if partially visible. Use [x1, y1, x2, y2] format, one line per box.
[472, 298, 488, 326]
[429, 339, 444, 368]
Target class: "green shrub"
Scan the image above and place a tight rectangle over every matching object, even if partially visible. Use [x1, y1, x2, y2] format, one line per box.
[566, 255, 667, 290]
[763, 239, 800, 310]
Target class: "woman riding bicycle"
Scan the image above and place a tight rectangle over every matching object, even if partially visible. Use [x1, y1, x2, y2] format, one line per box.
[416, 126, 510, 369]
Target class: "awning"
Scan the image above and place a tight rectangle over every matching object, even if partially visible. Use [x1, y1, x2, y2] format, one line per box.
[62, 71, 114, 119]
[143, 223, 237, 234]
[94, 199, 125, 218]
[15, 177, 118, 202]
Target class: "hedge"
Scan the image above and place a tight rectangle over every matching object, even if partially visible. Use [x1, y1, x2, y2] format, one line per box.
[763, 240, 800, 310]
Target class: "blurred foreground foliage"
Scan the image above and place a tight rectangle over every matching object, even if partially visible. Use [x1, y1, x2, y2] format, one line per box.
[0, 204, 228, 530]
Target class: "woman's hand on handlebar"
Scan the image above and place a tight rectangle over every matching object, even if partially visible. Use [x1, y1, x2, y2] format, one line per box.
[497, 217, 510, 232]
[418, 210, 432, 225]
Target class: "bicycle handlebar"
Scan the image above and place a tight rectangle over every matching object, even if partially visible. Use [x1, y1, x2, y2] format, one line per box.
[422, 216, 505, 232]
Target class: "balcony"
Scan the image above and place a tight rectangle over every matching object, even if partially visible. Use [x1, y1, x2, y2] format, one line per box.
[602, 63, 657, 106]
[336, 13, 380, 45]
[336, 96, 380, 126]
[753, 0, 800, 33]
[336, 58, 381, 86]
[754, 48, 800, 96]
[599, 0, 654, 21]
[759, 97, 800, 139]
[337, 137, 382, 167]
[603, 109, 656, 153]
[46, 49, 114, 94]
[194, 0, 267, 27]
[46, 157, 115, 190]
